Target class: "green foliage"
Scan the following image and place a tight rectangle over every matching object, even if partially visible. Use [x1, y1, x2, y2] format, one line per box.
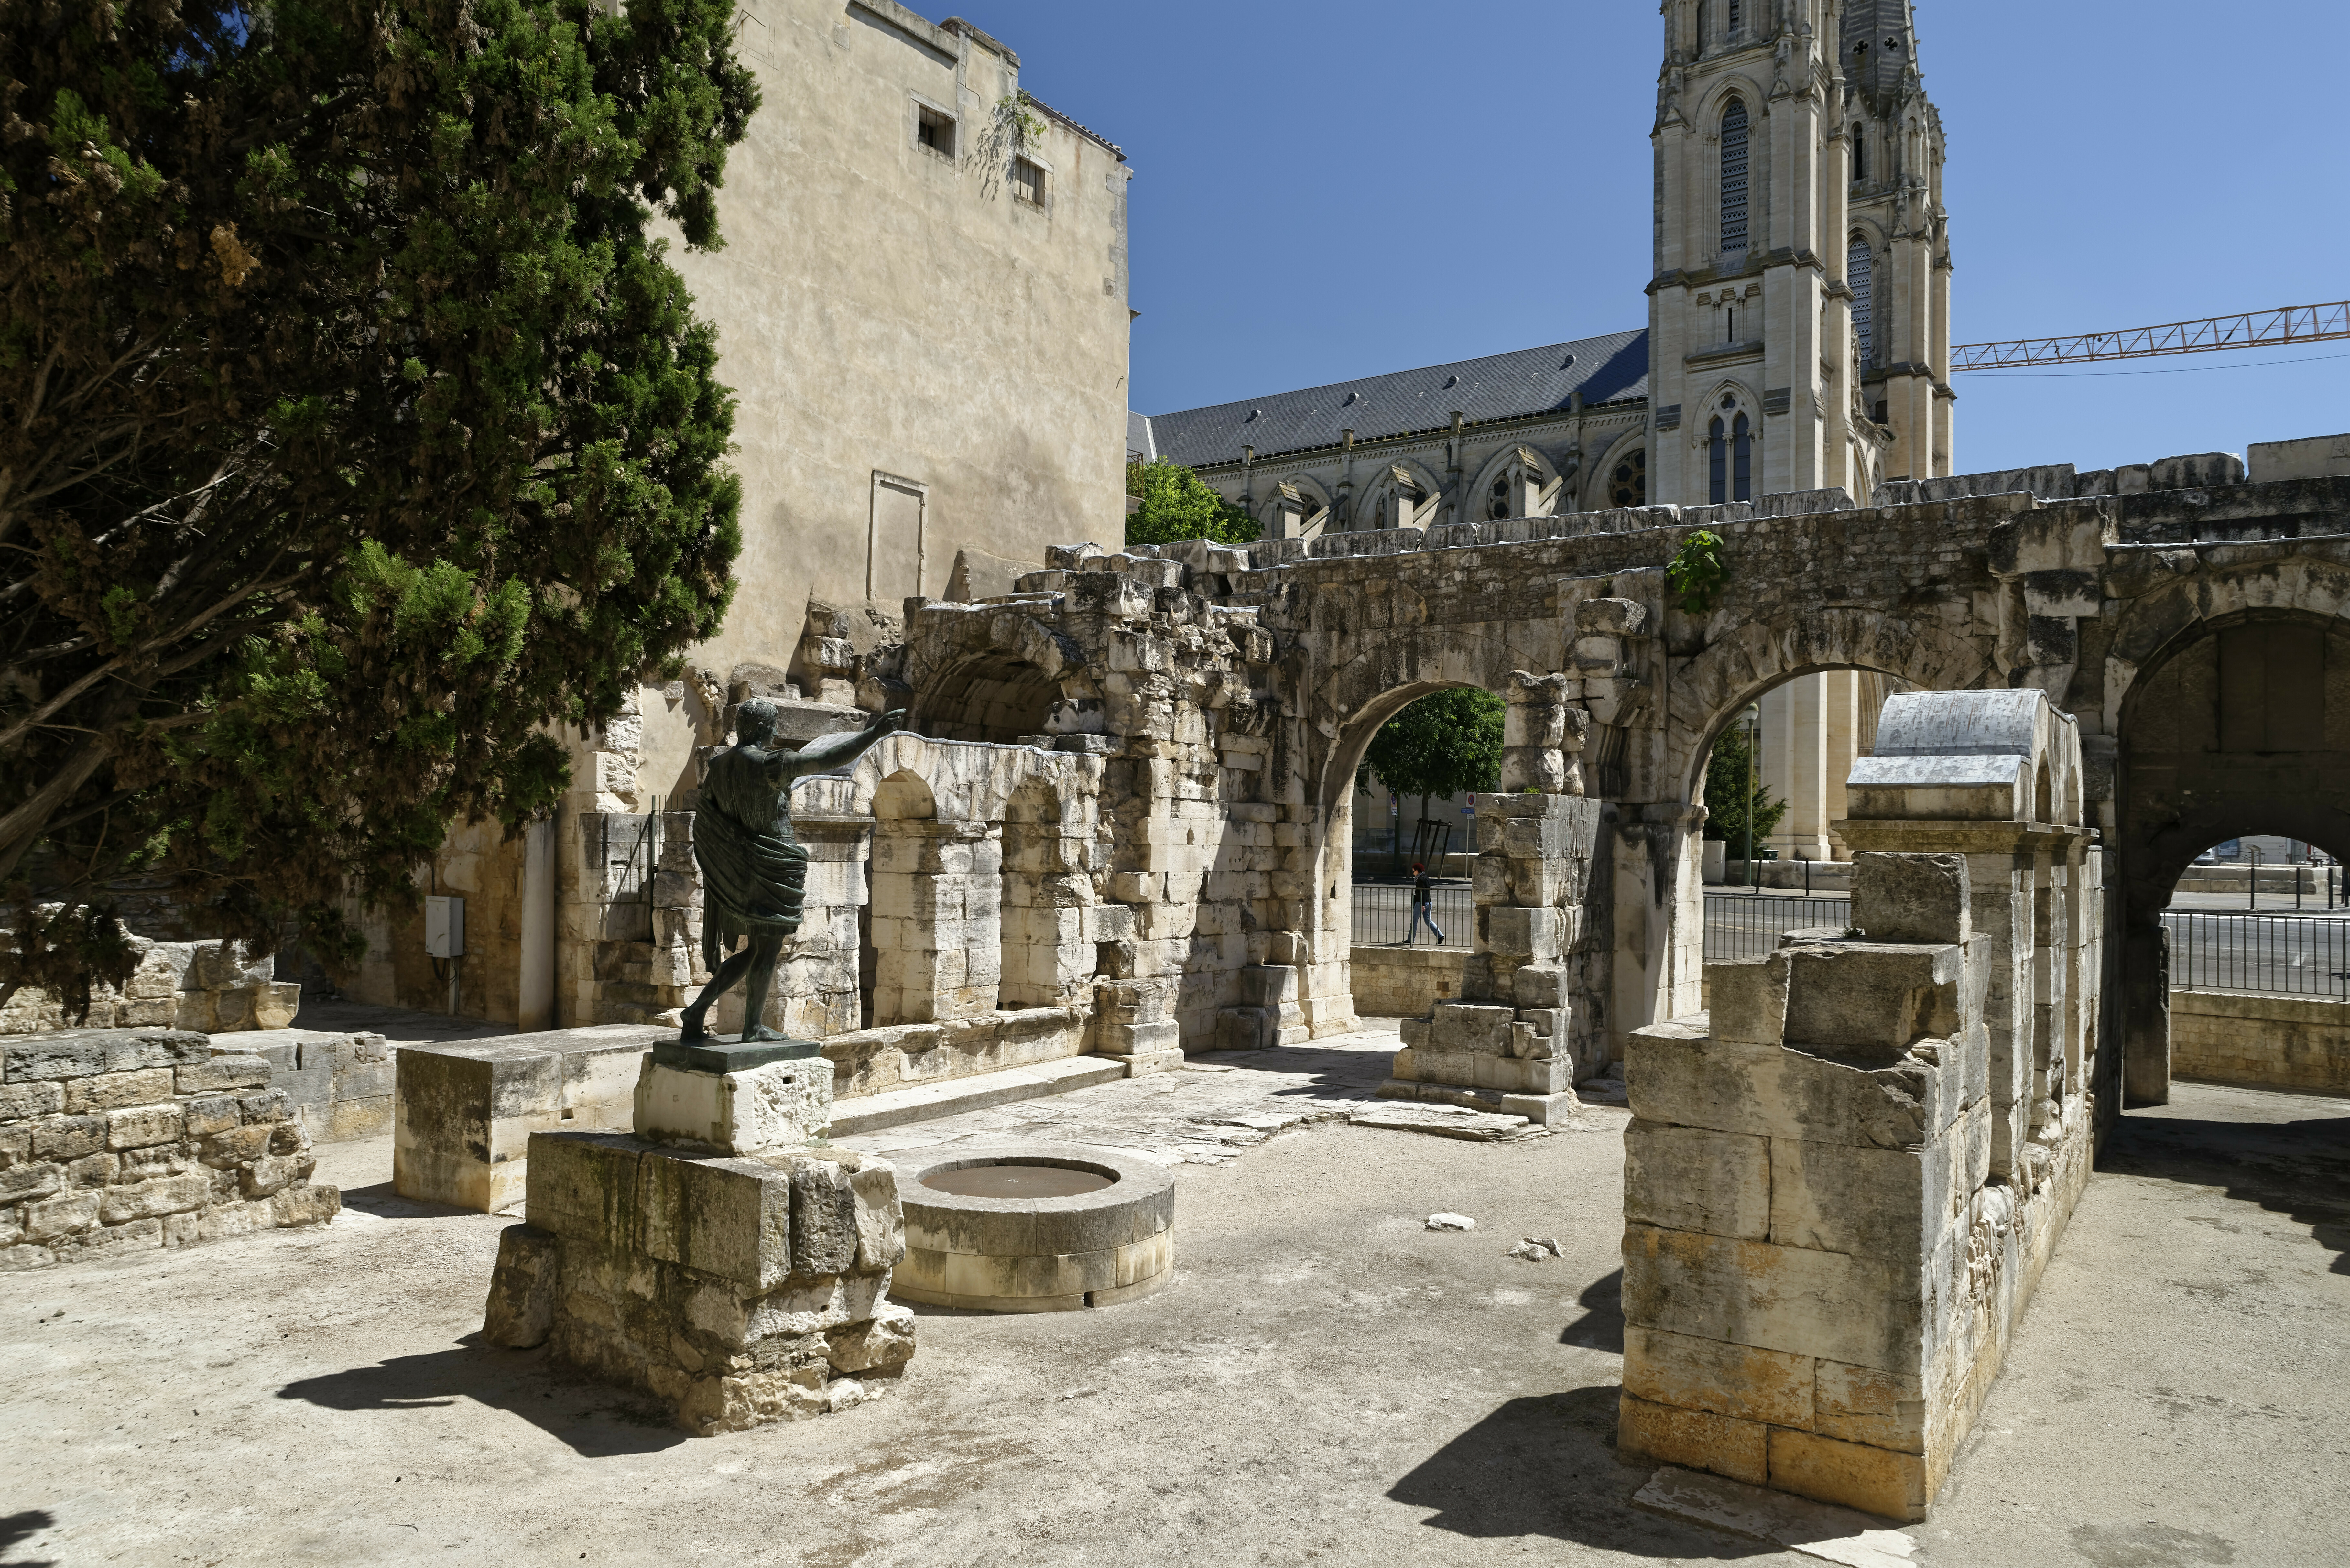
[1703, 722, 1789, 849]
[1, 0, 758, 1007]
[1125, 460, 1261, 548]
[1667, 529, 1730, 613]
[1364, 688, 1504, 808]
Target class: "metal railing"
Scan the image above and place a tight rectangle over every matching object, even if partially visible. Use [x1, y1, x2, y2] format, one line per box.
[2164, 911, 2350, 998]
[589, 797, 666, 913]
[1703, 892, 1852, 963]
[1352, 880, 1473, 948]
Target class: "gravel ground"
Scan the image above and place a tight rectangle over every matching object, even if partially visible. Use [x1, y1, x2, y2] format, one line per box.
[0, 1070, 2342, 1567]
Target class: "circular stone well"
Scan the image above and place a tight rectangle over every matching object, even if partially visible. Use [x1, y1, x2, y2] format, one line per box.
[893, 1143, 1174, 1312]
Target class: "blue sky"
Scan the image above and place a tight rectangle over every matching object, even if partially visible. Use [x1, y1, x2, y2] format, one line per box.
[955, 0, 2348, 477]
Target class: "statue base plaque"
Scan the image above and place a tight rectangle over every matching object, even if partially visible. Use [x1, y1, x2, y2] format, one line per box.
[634, 1037, 834, 1155]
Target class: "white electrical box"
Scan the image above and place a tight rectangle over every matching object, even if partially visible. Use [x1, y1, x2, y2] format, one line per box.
[425, 895, 466, 958]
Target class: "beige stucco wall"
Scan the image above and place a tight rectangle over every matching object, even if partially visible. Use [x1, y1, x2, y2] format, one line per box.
[2170, 988, 2350, 1095]
[664, 0, 1129, 691]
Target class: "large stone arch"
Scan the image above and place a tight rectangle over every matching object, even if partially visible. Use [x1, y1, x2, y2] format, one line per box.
[2105, 562, 2350, 1103]
[1311, 622, 1566, 812]
[1664, 605, 1998, 800]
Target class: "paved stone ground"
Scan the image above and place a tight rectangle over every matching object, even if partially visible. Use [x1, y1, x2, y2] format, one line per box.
[839, 1020, 1584, 1170]
[0, 1051, 2341, 1567]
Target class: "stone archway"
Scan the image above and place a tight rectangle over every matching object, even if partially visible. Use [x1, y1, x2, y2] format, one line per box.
[1664, 605, 1998, 801]
[2111, 596, 2350, 1103]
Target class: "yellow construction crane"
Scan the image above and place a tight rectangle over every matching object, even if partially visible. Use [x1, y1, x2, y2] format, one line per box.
[1952, 300, 2349, 370]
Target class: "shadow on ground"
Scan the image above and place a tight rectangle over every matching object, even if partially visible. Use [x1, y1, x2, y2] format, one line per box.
[332, 1181, 479, 1223]
[1388, 1386, 1770, 1559]
[1561, 1269, 1625, 1352]
[2100, 1106, 2350, 1271]
[1184, 1045, 1392, 1101]
[0, 1511, 56, 1568]
[277, 1336, 691, 1457]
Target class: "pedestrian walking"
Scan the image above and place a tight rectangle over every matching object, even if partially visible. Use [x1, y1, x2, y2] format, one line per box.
[1405, 861, 1446, 946]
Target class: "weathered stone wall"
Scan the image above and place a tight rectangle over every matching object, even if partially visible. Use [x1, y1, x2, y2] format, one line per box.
[2, 936, 298, 1037]
[2170, 989, 2350, 1095]
[240, 1029, 397, 1142]
[1, 1028, 339, 1270]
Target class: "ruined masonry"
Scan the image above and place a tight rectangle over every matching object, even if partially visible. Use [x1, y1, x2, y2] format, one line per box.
[0, 1028, 340, 1269]
[1617, 690, 2098, 1520]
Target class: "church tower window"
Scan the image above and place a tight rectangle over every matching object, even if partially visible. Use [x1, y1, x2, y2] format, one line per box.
[1720, 100, 1751, 255]
[1733, 411, 1753, 502]
[1708, 405, 1754, 505]
[1708, 416, 1728, 505]
[1849, 236, 1875, 366]
[1726, 0, 1742, 38]
[1852, 125, 1866, 182]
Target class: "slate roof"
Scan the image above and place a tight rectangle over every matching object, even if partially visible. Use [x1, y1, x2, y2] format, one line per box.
[1149, 328, 1649, 470]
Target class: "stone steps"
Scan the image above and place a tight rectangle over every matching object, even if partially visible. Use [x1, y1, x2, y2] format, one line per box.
[825, 1055, 1129, 1138]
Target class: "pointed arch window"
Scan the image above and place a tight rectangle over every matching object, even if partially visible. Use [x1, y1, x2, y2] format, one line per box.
[1708, 406, 1754, 505]
[1733, 411, 1752, 502]
[1851, 124, 1866, 182]
[1708, 416, 1728, 505]
[1720, 99, 1751, 255]
[1848, 236, 1875, 367]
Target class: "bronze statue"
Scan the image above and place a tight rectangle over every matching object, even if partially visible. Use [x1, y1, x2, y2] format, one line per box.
[680, 699, 904, 1043]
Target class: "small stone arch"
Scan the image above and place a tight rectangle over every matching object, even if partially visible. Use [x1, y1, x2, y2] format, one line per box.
[998, 776, 1091, 1009]
[915, 655, 1061, 743]
[1666, 606, 1998, 801]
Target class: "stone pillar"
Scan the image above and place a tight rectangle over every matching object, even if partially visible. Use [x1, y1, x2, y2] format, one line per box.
[1501, 671, 1589, 796]
[1618, 851, 1992, 1521]
[1382, 794, 1606, 1124]
[2121, 915, 2171, 1107]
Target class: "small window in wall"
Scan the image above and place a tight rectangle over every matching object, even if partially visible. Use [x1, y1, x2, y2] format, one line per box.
[1011, 157, 1046, 206]
[1733, 411, 1753, 502]
[1852, 124, 1867, 183]
[916, 102, 957, 158]
[1726, 0, 1742, 37]
[1709, 417, 1728, 505]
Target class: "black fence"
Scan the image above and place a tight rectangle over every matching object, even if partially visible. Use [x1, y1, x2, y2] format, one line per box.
[1702, 892, 1853, 963]
[2164, 911, 2350, 997]
[1352, 880, 1474, 948]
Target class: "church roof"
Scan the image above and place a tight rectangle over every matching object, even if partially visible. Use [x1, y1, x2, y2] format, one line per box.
[1149, 328, 1649, 469]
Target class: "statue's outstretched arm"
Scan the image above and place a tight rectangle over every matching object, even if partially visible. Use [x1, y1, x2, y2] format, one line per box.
[793, 708, 906, 773]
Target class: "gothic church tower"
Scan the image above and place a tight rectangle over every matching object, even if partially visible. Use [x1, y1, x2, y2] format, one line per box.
[1647, 0, 1953, 507]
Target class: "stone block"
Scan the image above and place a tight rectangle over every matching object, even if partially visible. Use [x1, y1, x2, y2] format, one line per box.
[0, 1164, 63, 1206]
[3, 1028, 209, 1083]
[1770, 1135, 1956, 1263]
[241, 1153, 306, 1197]
[1768, 1428, 1930, 1521]
[1429, 1003, 1516, 1055]
[1626, 1020, 1969, 1150]
[482, 1224, 562, 1347]
[98, 1172, 210, 1223]
[61, 1069, 176, 1114]
[638, 1150, 793, 1290]
[23, 1190, 100, 1242]
[1621, 1222, 1925, 1374]
[105, 1104, 184, 1150]
[32, 1115, 106, 1160]
[847, 1159, 904, 1272]
[0, 1082, 65, 1121]
[176, 1055, 272, 1094]
[1622, 1324, 1815, 1428]
[1478, 905, 1557, 963]
[826, 1301, 916, 1376]
[1813, 1359, 1927, 1452]
[1617, 1392, 1769, 1486]
[788, 1158, 861, 1278]
[1850, 853, 1970, 945]
[1623, 1121, 1771, 1240]
[633, 1056, 833, 1156]
[524, 1133, 643, 1246]
[1782, 945, 1961, 1059]
[1706, 959, 1788, 1044]
[271, 1182, 341, 1227]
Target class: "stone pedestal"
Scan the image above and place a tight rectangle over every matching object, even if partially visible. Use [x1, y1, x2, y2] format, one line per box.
[481, 1029, 913, 1435]
[632, 1036, 835, 1153]
[480, 1133, 913, 1434]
